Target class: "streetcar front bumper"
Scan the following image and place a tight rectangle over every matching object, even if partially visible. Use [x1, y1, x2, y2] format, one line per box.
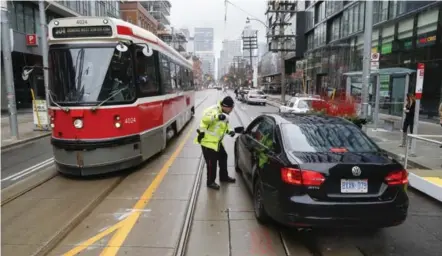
[51, 135, 142, 176]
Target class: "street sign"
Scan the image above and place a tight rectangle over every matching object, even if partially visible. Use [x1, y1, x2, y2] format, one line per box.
[26, 34, 38, 46]
[371, 52, 380, 61]
[415, 63, 425, 99]
[370, 52, 380, 70]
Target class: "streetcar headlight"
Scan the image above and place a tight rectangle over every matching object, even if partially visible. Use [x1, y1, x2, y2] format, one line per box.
[50, 123, 55, 128]
[73, 119, 83, 129]
[103, 19, 108, 24]
[115, 122, 121, 128]
[54, 20, 59, 26]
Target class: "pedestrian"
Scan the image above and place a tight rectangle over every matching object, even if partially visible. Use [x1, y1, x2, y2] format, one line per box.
[400, 93, 416, 147]
[195, 96, 237, 190]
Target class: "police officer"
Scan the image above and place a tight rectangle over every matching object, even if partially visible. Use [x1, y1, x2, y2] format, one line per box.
[195, 96, 236, 190]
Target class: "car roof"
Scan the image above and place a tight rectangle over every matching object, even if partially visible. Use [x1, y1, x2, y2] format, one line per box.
[291, 97, 323, 102]
[262, 113, 352, 126]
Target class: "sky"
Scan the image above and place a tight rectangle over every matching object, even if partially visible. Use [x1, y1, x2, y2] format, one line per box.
[169, 0, 268, 59]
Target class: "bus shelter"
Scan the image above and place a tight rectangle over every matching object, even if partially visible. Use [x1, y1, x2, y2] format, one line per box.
[343, 68, 416, 130]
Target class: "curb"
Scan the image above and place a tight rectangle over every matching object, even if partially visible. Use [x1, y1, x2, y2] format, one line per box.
[408, 173, 442, 203]
[1, 132, 51, 152]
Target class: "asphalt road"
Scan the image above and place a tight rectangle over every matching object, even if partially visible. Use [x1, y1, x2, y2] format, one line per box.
[1, 136, 53, 188]
[226, 90, 442, 256]
[2, 90, 441, 256]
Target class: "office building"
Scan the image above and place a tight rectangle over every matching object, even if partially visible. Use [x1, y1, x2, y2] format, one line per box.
[1, 0, 120, 112]
[120, 1, 158, 35]
[196, 51, 215, 78]
[194, 27, 214, 52]
[219, 39, 242, 78]
[303, 1, 442, 120]
[141, 0, 171, 30]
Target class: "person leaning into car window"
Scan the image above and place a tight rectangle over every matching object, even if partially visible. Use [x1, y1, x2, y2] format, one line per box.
[254, 123, 274, 169]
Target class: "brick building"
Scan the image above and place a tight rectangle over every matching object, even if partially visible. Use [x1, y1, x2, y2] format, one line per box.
[120, 1, 158, 35]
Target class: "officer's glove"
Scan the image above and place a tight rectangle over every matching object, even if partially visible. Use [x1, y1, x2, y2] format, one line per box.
[196, 129, 205, 143]
[218, 114, 226, 121]
[228, 131, 235, 137]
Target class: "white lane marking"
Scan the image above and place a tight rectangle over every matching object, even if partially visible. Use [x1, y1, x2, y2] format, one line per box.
[1, 157, 54, 182]
[11, 160, 54, 181]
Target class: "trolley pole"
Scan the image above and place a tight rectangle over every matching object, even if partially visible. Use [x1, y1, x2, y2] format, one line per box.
[39, 0, 50, 113]
[361, 0, 373, 119]
[1, 0, 19, 139]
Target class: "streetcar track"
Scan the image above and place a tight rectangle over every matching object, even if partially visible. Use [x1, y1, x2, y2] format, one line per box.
[2, 94, 211, 256]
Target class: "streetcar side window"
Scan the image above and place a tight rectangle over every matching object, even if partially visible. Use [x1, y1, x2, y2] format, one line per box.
[159, 54, 173, 94]
[170, 62, 177, 91]
[135, 48, 160, 97]
[182, 69, 189, 91]
[189, 71, 195, 90]
[176, 64, 182, 90]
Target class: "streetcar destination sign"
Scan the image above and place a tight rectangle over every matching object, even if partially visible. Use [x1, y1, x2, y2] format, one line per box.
[52, 26, 113, 38]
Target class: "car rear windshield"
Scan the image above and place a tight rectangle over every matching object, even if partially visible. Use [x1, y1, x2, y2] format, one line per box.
[281, 123, 379, 153]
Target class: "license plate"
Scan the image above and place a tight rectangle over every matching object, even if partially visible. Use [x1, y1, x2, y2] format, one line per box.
[340, 179, 368, 193]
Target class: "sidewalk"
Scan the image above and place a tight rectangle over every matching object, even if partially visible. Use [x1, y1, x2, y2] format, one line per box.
[1, 113, 51, 150]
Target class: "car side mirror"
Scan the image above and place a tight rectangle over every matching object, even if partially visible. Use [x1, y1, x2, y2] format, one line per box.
[234, 126, 244, 134]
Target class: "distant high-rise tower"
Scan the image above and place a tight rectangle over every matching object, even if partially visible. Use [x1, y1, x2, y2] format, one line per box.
[194, 27, 215, 78]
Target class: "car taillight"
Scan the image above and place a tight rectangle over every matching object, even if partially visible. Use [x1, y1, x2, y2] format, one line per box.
[281, 167, 325, 186]
[385, 170, 408, 185]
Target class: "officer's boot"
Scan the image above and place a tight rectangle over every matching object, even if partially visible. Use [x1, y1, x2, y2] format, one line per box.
[207, 182, 220, 190]
[220, 176, 236, 183]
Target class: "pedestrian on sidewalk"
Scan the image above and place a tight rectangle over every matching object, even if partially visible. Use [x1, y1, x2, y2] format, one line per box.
[400, 93, 416, 147]
[195, 96, 237, 190]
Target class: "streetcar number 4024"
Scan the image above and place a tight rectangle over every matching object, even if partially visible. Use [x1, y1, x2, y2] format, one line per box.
[124, 117, 136, 124]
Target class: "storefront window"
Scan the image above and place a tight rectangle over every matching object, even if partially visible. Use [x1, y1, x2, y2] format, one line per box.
[398, 17, 414, 39]
[417, 9, 438, 35]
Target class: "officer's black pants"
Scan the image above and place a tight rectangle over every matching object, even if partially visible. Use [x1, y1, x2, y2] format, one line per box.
[201, 144, 228, 185]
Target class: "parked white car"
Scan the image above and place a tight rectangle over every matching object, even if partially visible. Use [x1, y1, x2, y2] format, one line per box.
[245, 90, 267, 105]
[279, 96, 324, 113]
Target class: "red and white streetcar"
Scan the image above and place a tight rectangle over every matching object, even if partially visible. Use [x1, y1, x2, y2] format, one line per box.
[46, 17, 195, 176]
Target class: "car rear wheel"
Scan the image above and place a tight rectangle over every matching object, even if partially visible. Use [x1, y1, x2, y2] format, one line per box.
[253, 178, 270, 224]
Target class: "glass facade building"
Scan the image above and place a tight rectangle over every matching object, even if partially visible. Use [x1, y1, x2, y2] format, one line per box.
[304, 0, 442, 121]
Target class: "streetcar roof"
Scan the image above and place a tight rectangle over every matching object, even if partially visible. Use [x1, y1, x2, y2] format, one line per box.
[47, 17, 192, 69]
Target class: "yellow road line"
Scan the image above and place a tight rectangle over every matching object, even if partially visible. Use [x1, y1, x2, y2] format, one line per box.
[100, 128, 194, 256]
[423, 177, 442, 186]
[63, 220, 125, 256]
[62, 128, 194, 256]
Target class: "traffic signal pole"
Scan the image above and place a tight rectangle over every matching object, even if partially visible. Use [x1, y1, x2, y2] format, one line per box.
[1, 0, 19, 139]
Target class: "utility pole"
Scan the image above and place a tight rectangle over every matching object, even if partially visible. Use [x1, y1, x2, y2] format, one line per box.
[279, 11, 286, 103]
[361, 0, 373, 119]
[242, 30, 258, 87]
[1, 0, 19, 139]
[265, 0, 296, 104]
[39, 0, 50, 127]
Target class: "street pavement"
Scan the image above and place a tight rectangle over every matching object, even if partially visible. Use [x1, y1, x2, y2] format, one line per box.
[1, 90, 441, 256]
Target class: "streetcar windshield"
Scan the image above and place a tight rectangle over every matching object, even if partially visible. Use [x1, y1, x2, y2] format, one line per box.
[48, 45, 135, 105]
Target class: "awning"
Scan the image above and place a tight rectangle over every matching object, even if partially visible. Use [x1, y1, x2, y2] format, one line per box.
[343, 67, 416, 77]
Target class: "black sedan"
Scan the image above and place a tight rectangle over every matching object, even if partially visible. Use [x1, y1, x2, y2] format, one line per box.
[234, 113, 409, 228]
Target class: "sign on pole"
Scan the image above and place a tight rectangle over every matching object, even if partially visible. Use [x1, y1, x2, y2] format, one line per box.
[411, 62, 425, 155]
[370, 52, 380, 70]
[415, 63, 424, 99]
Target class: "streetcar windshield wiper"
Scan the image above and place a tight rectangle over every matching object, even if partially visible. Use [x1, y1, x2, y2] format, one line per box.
[48, 90, 70, 112]
[91, 86, 128, 112]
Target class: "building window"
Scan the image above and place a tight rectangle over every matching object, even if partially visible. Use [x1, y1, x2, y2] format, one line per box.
[417, 9, 439, 35]
[16, 3, 25, 32]
[330, 17, 340, 41]
[389, 0, 398, 19]
[341, 10, 349, 38]
[358, 2, 365, 32]
[24, 5, 35, 34]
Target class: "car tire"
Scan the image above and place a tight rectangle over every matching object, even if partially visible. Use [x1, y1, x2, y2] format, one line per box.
[253, 178, 270, 224]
